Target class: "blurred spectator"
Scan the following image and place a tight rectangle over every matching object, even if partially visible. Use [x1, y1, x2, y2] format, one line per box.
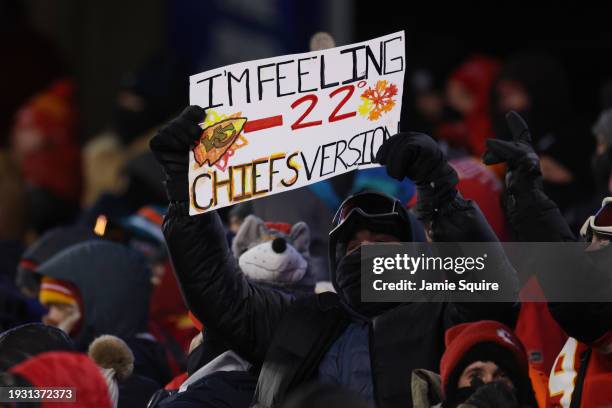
[16, 225, 99, 298]
[88, 334, 158, 408]
[0, 322, 74, 371]
[450, 157, 507, 239]
[410, 68, 448, 135]
[10, 79, 82, 236]
[0, 0, 65, 148]
[81, 54, 189, 223]
[152, 216, 316, 406]
[440, 55, 501, 156]
[35, 240, 171, 386]
[491, 53, 594, 220]
[4, 351, 113, 407]
[411, 321, 537, 408]
[121, 206, 197, 374]
[0, 152, 40, 329]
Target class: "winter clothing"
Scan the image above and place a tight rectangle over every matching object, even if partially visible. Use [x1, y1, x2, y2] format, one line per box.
[36, 241, 151, 340]
[412, 321, 535, 408]
[280, 383, 370, 408]
[440, 321, 529, 393]
[35, 240, 172, 387]
[232, 214, 314, 291]
[149, 350, 256, 408]
[252, 175, 354, 281]
[317, 321, 373, 399]
[9, 351, 113, 408]
[0, 239, 42, 331]
[152, 107, 519, 407]
[114, 55, 188, 146]
[39, 276, 81, 307]
[161, 197, 517, 408]
[490, 54, 593, 215]
[16, 225, 99, 295]
[11, 79, 82, 205]
[411, 369, 444, 408]
[153, 371, 257, 408]
[0, 323, 74, 371]
[10, 79, 82, 233]
[486, 113, 612, 407]
[121, 151, 168, 209]
[89, 335, 136, 408]
[375, 132, 458, 222]
[150, 106, 205, 202]
[155, 214, 317, 407]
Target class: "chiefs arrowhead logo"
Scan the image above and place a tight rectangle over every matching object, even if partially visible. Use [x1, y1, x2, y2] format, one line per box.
[193, 117, 247, 167]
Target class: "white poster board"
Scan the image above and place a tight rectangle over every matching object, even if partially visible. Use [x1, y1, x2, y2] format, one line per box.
[189, 31, 405, 214]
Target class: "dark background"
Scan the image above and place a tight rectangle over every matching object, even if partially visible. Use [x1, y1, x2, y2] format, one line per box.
[4, 1, 611, 141]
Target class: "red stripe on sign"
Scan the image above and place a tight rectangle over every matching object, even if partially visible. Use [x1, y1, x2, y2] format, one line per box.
[244, 115, 283, 133]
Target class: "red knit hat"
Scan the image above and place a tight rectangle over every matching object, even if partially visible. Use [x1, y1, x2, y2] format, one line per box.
[9, 351, 112, 408]
[440, 320, 528, 393]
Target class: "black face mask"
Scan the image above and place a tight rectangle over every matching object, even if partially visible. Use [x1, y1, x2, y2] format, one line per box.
[592, 150, 612, 194]
[443, 377, 485, 408]
[335, 247, 398, 317]
[443, 386, 480, 408]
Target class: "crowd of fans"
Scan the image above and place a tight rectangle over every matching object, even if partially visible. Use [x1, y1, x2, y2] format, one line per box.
[2, 20, 612, 408]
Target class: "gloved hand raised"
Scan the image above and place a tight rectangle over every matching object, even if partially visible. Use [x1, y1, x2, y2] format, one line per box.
[375, 132, 458, 220]
[482, 111, 542, 194]
[149, 106, 205, 202]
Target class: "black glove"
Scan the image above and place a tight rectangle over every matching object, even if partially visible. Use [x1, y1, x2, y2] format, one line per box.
[375, 132, 458, 221]
[149, 106, 205, 202]
[482, 111, 548, 221]
[461, 381, 519, 408]
[482, 111, 542, 195]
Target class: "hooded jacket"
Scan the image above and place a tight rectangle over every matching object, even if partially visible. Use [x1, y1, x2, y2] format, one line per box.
[36, 240, 172, 386]
[162, 198, 518, 408]
[36, 241, 151, 339]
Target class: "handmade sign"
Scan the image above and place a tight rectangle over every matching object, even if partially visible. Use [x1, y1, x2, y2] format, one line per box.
[189, 31, 405, 214]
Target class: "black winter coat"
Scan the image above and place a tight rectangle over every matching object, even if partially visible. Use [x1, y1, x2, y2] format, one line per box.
[163, 198, 518, 408]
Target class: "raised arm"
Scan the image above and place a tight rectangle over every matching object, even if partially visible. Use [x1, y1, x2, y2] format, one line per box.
[151, 107, 294, 364]
[483, 112, 612, 344]
[483, 111, 575, 243]
[375, 132, 519, 324]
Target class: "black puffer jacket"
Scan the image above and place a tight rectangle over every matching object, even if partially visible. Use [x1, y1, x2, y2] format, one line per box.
[506, 187, 612, 344]
[163, 197, 518, 408]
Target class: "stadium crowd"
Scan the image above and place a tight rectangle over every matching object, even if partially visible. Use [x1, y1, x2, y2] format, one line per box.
[2, 7, 612, 408]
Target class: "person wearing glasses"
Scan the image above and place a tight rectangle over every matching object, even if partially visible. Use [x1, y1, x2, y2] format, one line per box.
[484, 111, 612, 408]
[150, 106, 519, 408]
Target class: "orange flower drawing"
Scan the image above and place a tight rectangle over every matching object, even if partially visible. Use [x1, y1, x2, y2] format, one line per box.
[358, 80, 398, 121]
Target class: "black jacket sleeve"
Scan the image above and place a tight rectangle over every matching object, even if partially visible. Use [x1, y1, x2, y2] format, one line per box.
[506, 188, 575, 242]
[432, 195, 519, 327]
[505, 188, 612, 344]
[163, 202, 295, 364]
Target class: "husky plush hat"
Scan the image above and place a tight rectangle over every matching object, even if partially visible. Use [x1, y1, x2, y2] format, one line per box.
[231, 215, 314, 292]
